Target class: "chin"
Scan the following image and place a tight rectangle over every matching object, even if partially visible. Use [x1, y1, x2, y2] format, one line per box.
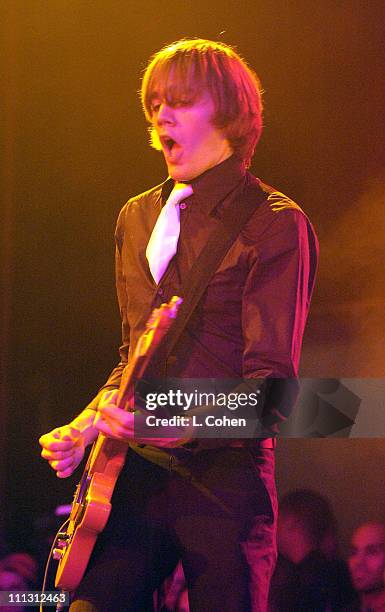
[168, 168, 192, 182]
[168, 169, 183, 180]
[166, 156, 201, 181]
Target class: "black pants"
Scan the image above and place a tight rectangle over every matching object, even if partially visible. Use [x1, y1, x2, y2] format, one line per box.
[70, 445, 277, 612]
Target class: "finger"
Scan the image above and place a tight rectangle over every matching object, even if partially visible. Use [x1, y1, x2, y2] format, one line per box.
[98, 409, 135, 437]
[98, 404, 132, 424]
[99, 389, 119, 408]
[93, 417, 115, 437]
[62, 426, 82, 441]
[39, 433, 57, 447]
[41, 448, 74, 461]
[49, 456, 75, 472]
[56, 466, 75, 479]
[39, 427, 80, 447]
[94, 417, 128, 440]
[40, 439, 77, 452]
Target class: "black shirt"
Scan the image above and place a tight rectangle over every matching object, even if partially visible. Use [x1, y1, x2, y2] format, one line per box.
[97, 155, 318, 425]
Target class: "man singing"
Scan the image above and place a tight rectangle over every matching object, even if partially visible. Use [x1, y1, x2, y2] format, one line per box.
[39, 38, 318, 611]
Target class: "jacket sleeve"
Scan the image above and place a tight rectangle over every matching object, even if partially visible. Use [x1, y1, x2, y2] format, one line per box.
[177, 205, 318, 447]
[241, 207, 319, 428]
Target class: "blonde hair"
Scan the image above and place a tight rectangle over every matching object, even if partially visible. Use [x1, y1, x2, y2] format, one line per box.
[141, 38, 263, 168]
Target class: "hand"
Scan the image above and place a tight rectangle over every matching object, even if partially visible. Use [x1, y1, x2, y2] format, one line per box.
[94, 389, 192, 448]
[39, 425, 86, 478]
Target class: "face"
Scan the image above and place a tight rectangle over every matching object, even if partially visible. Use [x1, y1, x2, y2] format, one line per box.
[150, 89, 233, 181]
[348, 524, 385, 593]
[277, 512, 313, 564]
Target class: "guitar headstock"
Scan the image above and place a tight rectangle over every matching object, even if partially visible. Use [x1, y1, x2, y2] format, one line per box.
[135, 295, 182, 358]
[117, 296, 182, 411]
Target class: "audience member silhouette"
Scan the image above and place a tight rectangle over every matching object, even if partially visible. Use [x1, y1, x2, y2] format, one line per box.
[346, 522, 385, 612]
[269, 489, 354, 611]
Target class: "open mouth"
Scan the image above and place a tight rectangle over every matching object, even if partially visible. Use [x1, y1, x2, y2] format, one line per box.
[161, 136, 178, 155]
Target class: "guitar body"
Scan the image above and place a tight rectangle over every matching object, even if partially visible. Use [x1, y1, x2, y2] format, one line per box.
[55, 437, 129, 590]
[52, 297, 182, 591]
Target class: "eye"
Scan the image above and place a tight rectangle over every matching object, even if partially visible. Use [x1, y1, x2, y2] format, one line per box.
[150, 96, 162, 113]
[173, 99, 191, 108]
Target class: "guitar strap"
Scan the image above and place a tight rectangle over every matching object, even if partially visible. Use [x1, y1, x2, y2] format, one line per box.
[160, 173, 268, 362]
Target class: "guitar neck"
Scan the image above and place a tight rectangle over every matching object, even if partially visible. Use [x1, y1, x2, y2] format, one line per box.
[83, 297, 183, 472]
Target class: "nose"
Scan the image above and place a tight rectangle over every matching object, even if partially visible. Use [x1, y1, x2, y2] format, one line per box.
[156, 102, 175, 126]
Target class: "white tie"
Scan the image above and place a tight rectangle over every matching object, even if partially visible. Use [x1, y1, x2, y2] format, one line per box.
[146, 182, 193, 284]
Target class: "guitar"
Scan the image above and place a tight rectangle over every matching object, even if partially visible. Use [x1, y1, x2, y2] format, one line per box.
[53, 296, 182, 591]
